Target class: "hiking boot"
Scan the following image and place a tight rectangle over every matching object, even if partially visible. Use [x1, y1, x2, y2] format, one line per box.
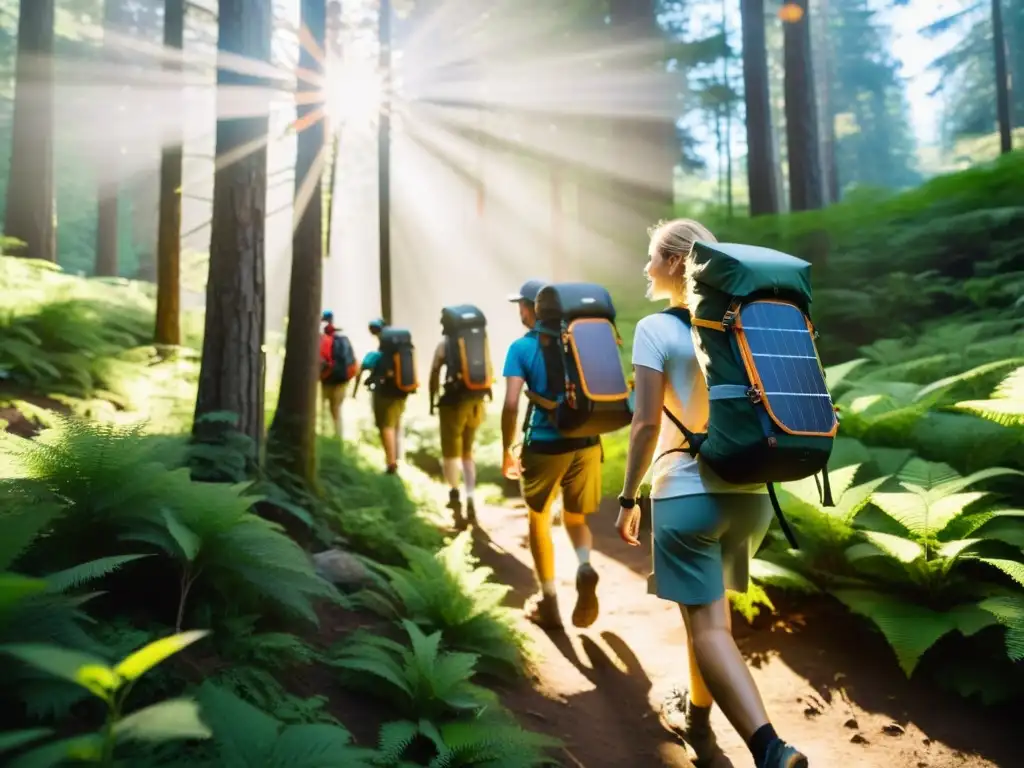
[465, 498, 477, 525]
[571, 563, 600, 628]
[448, 489, 467, 530]
[659, 688, 730, 768]
[524, 591, 563, 631]
[760, 740, 807, 768]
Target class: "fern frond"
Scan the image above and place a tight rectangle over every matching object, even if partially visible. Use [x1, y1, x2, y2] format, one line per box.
[44, 554, 151, 594]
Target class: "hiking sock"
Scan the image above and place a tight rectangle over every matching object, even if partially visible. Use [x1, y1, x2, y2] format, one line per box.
[574, 547, 591, 566]
[442, 458, 461, 489]
[748, 723, 779, 767]
[541, 580, 557, 596]
[462, 458, 476, 500]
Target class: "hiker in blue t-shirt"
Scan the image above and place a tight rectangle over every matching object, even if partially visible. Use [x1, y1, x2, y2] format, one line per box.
[500, 279, 601, 632]
[352, 318, 406, 474]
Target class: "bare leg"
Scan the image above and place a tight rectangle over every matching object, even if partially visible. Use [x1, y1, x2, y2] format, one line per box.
[679, 597, 769, 741]
[380, 427, 397, 468]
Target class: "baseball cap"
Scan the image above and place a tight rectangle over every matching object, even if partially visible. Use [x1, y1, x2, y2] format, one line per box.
[321, 310, 334, 323]
[507, 279, 545, 304]
[368, 317, 385, 332]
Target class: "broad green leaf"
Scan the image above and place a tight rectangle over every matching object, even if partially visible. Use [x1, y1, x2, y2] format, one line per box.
[978, 596, 1024, 661]
[0, 573, 48, 612]
[113, 698, 212, 743]
[6, 734, 103, 768]
[824, 358, 867, 388]
[160, 509, 201, 562]
[872, 490, 988, 539]
[975, 518, 1024, 548]
[114, 630, 209, 682]
[857, 531, 925, 563]
[833, 590, 991, 676]
[0, 644, 113, 698]
[936, 538, 982, 561]
[75, 664, 123, 698]
[749, 559, 820, 593]
[974, 558, 1024, 589]
[930, 467, 1023, 499]
[0, 729, 54, 755]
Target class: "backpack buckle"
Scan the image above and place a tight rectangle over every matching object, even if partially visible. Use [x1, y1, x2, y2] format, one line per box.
[745, 386, 762, 404]
[722, 310, 737, 329]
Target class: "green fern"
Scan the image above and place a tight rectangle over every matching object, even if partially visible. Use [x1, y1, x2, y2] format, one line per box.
[954, 364, 1024, 428]
[330, 619, 498, 721]
[193, 681, 379, 767]
[430, 714, 561, 768]
[357, 532, 528, 677]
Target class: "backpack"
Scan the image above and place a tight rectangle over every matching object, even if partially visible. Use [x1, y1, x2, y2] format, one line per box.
[321, 332, 357, 384]
[371, 328, 418, 398]
[439, 304, 493, 404]
[659, 242, 838, 549]
[525, 282, 633, 439]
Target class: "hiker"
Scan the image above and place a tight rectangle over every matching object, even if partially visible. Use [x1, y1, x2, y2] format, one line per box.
[319, 310, 357, 438]
[500, 279, 605, 631]
[429, 304, 493, 530]
[353, 317, 418, 474]
[615, 218, 808, 768]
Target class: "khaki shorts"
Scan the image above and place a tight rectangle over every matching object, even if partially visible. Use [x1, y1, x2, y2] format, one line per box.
[520, 443, 602, 515]
[372, 392, 406, 430]
[439, 398, 486, 458]
[321, 380, 347, 405]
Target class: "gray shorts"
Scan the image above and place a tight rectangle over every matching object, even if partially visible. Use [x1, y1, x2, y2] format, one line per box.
[648, 493, 772, 606]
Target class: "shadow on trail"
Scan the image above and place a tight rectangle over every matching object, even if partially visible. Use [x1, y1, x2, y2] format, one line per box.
[469, 519, 693, 767]
[582, 496, 1018, 767]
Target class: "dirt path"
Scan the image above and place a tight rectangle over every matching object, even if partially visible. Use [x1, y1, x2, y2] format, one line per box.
[471, 499, 1015, 768]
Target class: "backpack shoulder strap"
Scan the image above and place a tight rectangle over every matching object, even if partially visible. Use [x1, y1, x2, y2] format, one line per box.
[661, 306, 691, 325]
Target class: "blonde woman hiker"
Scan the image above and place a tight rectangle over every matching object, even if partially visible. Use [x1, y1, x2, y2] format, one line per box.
[615, 219, 808, 768]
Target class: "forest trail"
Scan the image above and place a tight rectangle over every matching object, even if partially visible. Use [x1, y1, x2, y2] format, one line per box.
[470, 498, 1015, 768]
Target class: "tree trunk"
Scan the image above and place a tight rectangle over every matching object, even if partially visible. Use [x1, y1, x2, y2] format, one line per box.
[155, 0, 184, 346]
[268, 0, 327, 486]
[94, 0, 130, 277]
[783, 0, 824, 212]
[192, 0, 273, 459]
[4, 0, 56, 262]
[813, 0, 839, 203]
[608, 0, 675, 229]
[740, 0, 779, 216]
[993, 0, 1013, 154]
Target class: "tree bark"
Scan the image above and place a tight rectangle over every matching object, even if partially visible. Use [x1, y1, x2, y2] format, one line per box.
[783, 0, 824, 212]
[95, 0, 132, 277]
[4, 0, 56, 262]
[268, 0, 327, 486]
[993, 0, 1013, 154]
[155, 0, 184, 346]
[740, 0, 779, 216]
[192, 0, 272, 458]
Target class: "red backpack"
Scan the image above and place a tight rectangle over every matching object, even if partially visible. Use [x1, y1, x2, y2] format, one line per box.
[320, 330, 357, 384]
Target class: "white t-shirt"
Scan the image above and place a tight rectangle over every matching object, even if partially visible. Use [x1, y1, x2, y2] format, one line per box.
[631, 311, 764, 500]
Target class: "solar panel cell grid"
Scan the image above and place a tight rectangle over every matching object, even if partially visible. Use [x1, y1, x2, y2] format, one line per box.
[739, 301, 836, 435]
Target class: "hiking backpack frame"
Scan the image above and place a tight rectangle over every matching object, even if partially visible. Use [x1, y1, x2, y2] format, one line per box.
[525, 282, 634, 440]
[658, 242, 839, 549]
[439, 304, 493, 405]
[372, 327, 418, 398]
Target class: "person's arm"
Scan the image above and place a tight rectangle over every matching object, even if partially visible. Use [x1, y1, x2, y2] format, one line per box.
[500, 342, 526, 478]
[621, 364, 665, 499]
[617, 321, 666, 545]
[428, 341, 445, 413]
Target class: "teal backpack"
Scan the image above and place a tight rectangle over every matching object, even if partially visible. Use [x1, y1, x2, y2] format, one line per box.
[659, 242, 838, 548]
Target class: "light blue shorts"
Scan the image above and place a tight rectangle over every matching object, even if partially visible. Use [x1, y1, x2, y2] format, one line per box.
[648, 493, 772, 606]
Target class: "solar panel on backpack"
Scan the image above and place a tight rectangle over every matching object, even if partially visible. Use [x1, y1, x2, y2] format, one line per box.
[736, 301, 836, 436]
[568, 319, 629, 401]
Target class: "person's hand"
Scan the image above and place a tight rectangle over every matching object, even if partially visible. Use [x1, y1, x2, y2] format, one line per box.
[615, 504, 641, 547]
[501, 450, 521, 480]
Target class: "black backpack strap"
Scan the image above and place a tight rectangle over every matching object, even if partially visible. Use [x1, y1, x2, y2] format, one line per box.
[814, 468, 835, 507]
[766, 483, 800, 549]
[653, 307, 704, 465]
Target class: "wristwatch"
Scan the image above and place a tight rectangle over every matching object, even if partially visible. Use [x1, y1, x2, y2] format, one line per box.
[618, 495, 637, 509]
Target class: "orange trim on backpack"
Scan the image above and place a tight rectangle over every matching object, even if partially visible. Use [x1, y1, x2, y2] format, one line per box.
[734, 299, 837, 438]
[691, 316, 726, 332]
[393, 351, 419, 393]
[566, 318, 630, 403]
[457, 336, 493, 391]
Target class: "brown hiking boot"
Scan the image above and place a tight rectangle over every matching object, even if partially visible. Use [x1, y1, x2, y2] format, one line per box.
[524, 592, 563, 631]
[571, 563, 600, 628]
[448, 489, 467, 531]
[659, 687, 732, 767]
[465, 498, 477, 525]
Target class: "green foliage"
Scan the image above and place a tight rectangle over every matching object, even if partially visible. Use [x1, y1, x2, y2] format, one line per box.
[357, 532, 528, 678]
[0, 631, 211, 766]
[1, 418, 339, 631]
[331, 619, 498, 722]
